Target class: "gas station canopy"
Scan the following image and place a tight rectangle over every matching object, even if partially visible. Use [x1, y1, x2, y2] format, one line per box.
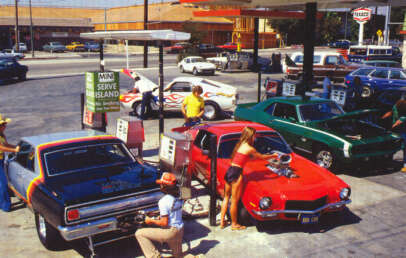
[80, 30, 190, 41]
[180, 0, 406, 9]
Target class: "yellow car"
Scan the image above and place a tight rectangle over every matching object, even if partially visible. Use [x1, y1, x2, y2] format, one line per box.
[66, 41, 85, 52]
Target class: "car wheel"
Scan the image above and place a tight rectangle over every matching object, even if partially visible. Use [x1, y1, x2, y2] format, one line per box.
[238, 202, 253, 226]
[210, 70, 215, 76]
[314, 146, 336, 171]
[35, 213, 64, 250]
[203, 101, 219, 121]
[361, 86, 372, 98]
[193, 68, 198, 76]
[180, 66, 185, 73]
[132, 101, 143, 117]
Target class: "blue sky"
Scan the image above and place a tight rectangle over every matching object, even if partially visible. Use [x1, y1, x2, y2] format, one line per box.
[0, 0, 172, 8]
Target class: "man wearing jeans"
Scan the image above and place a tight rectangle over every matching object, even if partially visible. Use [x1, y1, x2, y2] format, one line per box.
[133, 75, 155, 120]
[382, 95, 406, 172]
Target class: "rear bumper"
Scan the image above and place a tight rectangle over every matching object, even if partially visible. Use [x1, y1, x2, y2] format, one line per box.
[58, 206, 158, 241]
[252, 199, 351, 219]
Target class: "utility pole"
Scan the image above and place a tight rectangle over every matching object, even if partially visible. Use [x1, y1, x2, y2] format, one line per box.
[29, 0, 34, 57]
[14, 0, 19, 52]
[384, 5, 391, 45]
[143, 0, 148, 68]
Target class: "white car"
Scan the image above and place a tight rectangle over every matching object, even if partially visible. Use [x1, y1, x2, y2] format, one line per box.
[120, 73, 238, 120]
[178, 56, 216, 76]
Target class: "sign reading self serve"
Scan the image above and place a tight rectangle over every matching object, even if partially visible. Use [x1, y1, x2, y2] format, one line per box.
[86, 71, 120, 113]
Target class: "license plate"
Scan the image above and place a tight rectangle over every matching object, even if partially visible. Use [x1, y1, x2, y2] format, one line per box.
[300, 213, 319, 224]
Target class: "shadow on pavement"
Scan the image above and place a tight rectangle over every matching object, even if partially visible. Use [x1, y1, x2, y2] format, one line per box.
[183, 220, 218, 256]
[255, 207, 361, 235]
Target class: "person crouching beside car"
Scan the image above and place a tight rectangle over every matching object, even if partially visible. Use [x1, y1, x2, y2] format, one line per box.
[135, 172, 184, 258]
[0, 114, 20, 212]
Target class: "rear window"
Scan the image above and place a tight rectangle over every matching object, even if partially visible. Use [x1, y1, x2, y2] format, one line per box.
[44, 143, 134, 176]
[293, 55, 321, 64]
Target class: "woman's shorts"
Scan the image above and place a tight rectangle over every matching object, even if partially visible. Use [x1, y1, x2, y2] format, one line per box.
[224, 166, 243, 184]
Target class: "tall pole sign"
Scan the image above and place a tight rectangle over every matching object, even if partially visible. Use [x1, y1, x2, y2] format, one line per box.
[353, 8, 372, 46]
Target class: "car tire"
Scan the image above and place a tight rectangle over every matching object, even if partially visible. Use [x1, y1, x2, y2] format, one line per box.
[18, 73, 27, 81]
[193, 68, 198, 76]
[361, 86, 372, 98]
[203, 101, 219, 121]
[238, 202, 253, 226]
[35, 213, 64, 250]
[314, 146, 337, 171]
[210, 70, 215, 76]
[180, 66, 185, 73]
[132, 101, 143, 118]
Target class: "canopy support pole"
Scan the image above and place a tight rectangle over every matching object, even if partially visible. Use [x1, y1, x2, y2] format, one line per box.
[159, 42, 164, 138]
[302, 2, 316, 94]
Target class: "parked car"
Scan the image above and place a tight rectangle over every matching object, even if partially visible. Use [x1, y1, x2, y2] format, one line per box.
[348, 45, 402, 63]
[173, 121, 351, 225]
[13, 42, 27, 52]
[0, 49, 24, 60]
[65, 41, 85, 52]
[234, 96, 402, 171]
[207, 51, 271, 72]
[119, 72, 237, 120]
[217, 42, 245, 51]
[344, 67, 406, 98]
[196, 43, 221, 54]
[0, 58, 28, 82]
[164, 42, 191, 54]
[360, 60, 401, 68]
[328, 39, 353, 49]
[285, 51, 359, 82]
[4, 130, 162, 254]
[84, 41, 100, 52]
[42, 42, 66, 52]
[178, 56, 216, 75]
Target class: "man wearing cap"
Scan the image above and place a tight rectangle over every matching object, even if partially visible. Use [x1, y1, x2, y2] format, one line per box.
[0, 114, 20, 212]
[135, 172, 184, 258]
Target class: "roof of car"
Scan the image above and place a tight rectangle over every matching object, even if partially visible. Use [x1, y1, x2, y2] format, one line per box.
[194, 121, 275, 136]
[21, 130, 114, 147]
[264, 96, 334, 105]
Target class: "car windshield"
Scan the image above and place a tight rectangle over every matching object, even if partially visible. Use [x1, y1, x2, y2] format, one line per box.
[191, 58, 204, 63]
[299, 102, 344, 121]
[218, 131, 291, 159]
[352, 68, 375, 76]
[44, 143, 134, 176]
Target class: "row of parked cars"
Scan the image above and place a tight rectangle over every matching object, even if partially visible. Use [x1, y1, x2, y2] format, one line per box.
[164, 41, 245, 54]
[42, 41, 100, 52]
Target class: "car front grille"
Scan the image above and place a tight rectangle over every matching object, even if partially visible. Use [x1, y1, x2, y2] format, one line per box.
[351, 139, 402, 155]
[284, 196, 327, 218]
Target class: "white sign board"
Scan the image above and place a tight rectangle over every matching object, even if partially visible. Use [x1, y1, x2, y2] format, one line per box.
[353, 8, 372, 23]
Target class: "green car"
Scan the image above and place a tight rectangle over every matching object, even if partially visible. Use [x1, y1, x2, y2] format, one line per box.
[235, 96, 402, 170]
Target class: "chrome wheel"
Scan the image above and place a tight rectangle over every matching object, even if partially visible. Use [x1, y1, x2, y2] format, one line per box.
[203, 103, 217, 120]
[361, 86, 372, 98]
[316, 150, 333, 169]
[38, 214, 47, 238]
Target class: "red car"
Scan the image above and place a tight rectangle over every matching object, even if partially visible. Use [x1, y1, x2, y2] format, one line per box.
[164, 42, 191, 54]
[216, 42, 245, 51]
[174, 121, 351, 224]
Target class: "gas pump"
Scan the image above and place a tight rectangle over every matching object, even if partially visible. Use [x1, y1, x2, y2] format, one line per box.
[116, 117, 145, 157]
[159, 131, 192, 200]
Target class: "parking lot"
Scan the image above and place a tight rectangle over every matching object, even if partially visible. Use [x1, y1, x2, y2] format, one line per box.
[1, 54, 406, 257]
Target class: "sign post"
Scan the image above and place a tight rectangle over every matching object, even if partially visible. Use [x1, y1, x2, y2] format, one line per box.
[353, 8, 372, 46]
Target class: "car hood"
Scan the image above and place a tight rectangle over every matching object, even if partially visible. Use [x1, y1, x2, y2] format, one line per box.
[243, 154, 348, 200]
[194, 62, 216, 68]
[46, 163, 159, 205]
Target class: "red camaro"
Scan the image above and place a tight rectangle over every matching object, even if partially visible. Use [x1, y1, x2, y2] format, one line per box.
[174, 121, 351, 224]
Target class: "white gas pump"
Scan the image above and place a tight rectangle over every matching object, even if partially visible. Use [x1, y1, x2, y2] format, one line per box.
[159, 131, 192, 200]
[116, 117, 144, 157]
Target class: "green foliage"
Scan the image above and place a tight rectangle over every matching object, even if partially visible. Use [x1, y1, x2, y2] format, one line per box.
[176, 46, 200, 63]
[182, 22, 207, 45]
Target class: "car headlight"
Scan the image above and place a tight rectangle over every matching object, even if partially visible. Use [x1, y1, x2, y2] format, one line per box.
[339, 188, 351, 200]
[259, 197, 272, 210]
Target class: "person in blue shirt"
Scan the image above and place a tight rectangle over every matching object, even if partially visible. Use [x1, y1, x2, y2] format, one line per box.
[135, 172, 184, 258]
[321, 76, 332, 99]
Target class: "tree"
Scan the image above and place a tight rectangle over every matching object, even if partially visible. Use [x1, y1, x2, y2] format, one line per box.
[182, 21, 207, 45]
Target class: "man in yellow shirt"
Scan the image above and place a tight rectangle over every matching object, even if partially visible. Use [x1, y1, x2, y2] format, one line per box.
[181, 86, 204, 127]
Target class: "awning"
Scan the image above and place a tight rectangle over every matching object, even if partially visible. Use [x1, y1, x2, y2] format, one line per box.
[80, 30, 190, 41]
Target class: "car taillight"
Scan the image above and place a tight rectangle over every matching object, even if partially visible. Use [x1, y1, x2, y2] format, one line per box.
[67, 209, 80, 221]
[345, 80, 351, 85]
[286, 68, 290, 73]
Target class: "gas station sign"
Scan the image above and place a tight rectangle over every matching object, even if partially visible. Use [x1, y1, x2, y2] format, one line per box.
[353, 8, 372, 23]
[86, 71, 120, 113]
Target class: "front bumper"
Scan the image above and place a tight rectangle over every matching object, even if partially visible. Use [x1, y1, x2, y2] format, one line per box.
[252, 199, 351, 218]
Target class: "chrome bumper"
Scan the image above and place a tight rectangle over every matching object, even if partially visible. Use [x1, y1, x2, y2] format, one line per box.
[252, 199, 351, 218]
[58, 206, 158, 241]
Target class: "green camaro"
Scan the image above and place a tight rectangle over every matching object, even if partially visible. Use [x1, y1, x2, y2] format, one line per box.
[235, 96, 402, 170]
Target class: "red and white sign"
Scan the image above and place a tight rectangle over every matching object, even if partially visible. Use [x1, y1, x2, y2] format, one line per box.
[353, 8, 372, 22]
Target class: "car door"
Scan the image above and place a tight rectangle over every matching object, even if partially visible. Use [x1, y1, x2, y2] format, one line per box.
[164, 81, 192, 110]
[370, 69, 390, 90]
[190, 130, 215, 185]
[388, 70, 406, 88]
[6, 141, 38, 200]
[264, 102, 302, 148]
[184, 58, 193, 72]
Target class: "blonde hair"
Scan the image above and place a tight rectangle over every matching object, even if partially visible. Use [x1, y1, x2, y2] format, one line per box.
[231, 126, 256, 160]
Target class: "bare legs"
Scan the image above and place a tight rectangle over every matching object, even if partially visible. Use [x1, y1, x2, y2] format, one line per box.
[220, 175, 244, 228]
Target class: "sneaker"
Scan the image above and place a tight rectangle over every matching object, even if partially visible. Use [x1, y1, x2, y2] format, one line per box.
[401, 167, 406, 173]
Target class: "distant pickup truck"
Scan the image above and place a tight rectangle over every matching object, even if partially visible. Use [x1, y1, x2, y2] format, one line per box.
[285, 51, 359, 82]
[0, 49, 25, 60]
[5, 130, 162, 255]
[347, 45, 402, 63]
